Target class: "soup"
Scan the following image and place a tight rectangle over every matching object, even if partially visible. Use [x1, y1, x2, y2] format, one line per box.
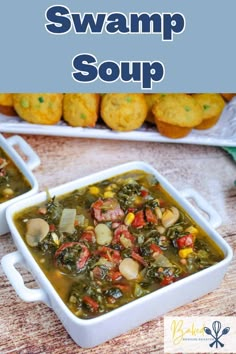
[14, 170, 223, 319]
[0, 148, 31, 203]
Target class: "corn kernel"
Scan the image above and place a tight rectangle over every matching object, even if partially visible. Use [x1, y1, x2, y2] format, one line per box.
[86, 226, 94, 231]
[104, 191, 115, 198]
[89, 186, 100, 195]
[185, 226, 198, 235]
[124, 212, 135, 226]
[105, 183, 117, 191]
[178, 248, 193, 259]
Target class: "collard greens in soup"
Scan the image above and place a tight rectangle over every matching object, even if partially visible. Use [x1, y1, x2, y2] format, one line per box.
[14, 170, 223, 319]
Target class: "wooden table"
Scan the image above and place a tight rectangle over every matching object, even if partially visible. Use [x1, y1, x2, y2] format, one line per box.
[0, 134, 235, 354]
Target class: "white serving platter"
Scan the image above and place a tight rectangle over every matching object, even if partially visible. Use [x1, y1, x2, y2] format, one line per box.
[0, 98, 235, 146]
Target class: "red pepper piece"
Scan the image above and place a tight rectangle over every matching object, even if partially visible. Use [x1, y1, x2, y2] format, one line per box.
[160, 275, 175, 286]
[150, 243, 163, 254]
[107, 270, 122, 281]
[176, 234, 194, 249]
[80, 230, 96, 243]
[132, 210, 145, 228]
[49, 224, 56, 232]
[145, 208, 158, 224]
[83, 296, 99, 312]
[140, 189, 149, 197]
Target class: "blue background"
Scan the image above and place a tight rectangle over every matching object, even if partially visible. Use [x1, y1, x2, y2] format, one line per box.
[0, 0, 235, 92]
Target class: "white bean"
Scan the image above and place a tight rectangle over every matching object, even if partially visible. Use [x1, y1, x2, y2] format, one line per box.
[119, 258, 139, 280]
[26, 218, 50, 247]
[95, 223, 112, 245]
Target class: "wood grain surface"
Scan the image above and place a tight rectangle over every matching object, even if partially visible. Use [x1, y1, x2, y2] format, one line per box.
[0, 133, 235, 354]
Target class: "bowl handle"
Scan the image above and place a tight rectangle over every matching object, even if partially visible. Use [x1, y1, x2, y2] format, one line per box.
[1, 251, 51, 307]
[7, 135, 40, 170]
[180, 188, 222, 229]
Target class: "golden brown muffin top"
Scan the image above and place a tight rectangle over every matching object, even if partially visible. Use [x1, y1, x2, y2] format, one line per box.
[152, 93, 203, 127]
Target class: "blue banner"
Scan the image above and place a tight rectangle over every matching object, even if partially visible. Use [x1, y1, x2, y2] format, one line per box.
[0, 0, 235, 92]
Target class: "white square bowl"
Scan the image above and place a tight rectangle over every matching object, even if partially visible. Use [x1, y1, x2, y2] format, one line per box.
[0, 134, 40, 235]
[1, 161, 233, 348]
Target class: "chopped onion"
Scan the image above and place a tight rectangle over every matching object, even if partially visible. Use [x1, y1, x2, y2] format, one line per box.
[59, 208, 76, 234]
[75, 214, 85, 226]
[153, 254, 173, 267]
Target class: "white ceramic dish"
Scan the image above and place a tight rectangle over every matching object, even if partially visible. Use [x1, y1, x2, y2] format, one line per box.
[0, 134, 40, 235]
[0, 98, 236, 146]
[1, 161, 233, 348]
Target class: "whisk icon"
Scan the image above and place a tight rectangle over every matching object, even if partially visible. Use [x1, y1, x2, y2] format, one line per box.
[204, 321, 230, 348]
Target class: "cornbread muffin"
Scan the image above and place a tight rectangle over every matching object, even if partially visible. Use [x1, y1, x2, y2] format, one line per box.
[144, 94, 165, 124]
[193, 94, 225, 130]
[13, 94, 63, 125]
[101, 93, 147, 131]
[220, 93, 236, 102]
[63, 93, 100, 127]
[152, 94, 203, 138]
[0, 94, 16, 116]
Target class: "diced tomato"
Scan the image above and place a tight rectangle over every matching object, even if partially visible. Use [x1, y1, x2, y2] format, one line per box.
[111, 250, 122, 264]
[49, 224, 56, 232]
[80, 230, 96, 243]
[132, 210, 145, 228]
[92, 199, 103, 209]
[150, 243, 163, 254]
[83, 296, 99, 312]
[140, 189, 148, 197]
[127, 207, 136, 213]
[176, 234, 194, 249]
[131, 250, 148, 266]
[160, 275, 175, 286]
[107, 270, 122, 281]
[115, 284, 131, 292]
[145, 208, 158, 224]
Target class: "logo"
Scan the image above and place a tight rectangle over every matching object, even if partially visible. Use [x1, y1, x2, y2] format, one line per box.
[204, 321, 230, 348]
[164, 316, 235, 353]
